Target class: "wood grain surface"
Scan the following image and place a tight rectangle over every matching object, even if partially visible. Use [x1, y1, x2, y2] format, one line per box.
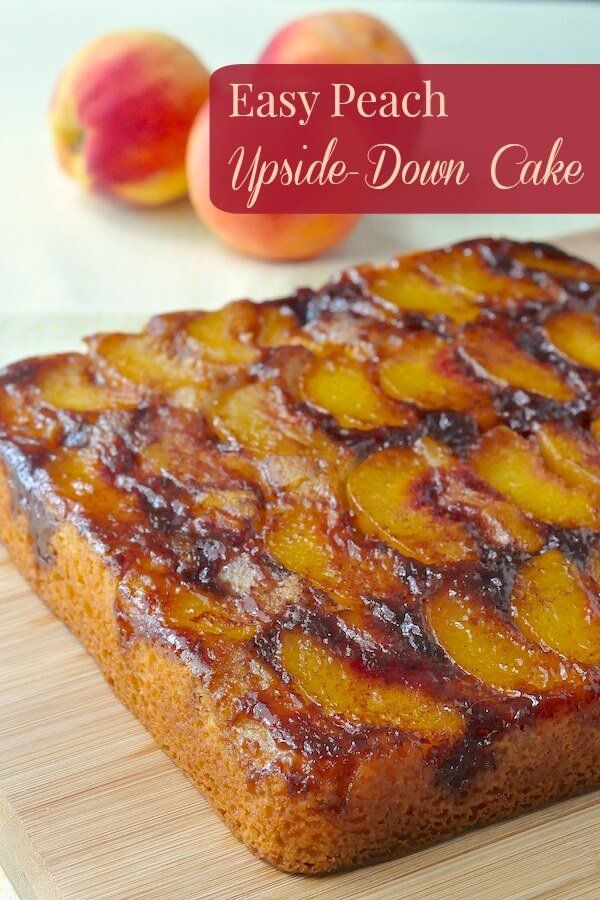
[1, 230, 599, 899]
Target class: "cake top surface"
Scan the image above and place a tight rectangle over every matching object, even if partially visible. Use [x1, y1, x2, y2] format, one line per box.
[1, 237, 599, 795]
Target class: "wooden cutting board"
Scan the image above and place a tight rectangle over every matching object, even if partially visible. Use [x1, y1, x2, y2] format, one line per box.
[1, 229, 600, 900]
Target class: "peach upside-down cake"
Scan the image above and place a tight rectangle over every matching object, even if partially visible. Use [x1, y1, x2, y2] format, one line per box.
[0, 238, 599, 873]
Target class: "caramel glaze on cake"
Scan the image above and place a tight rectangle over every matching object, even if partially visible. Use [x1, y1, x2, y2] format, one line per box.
[0, 238, 599, 873]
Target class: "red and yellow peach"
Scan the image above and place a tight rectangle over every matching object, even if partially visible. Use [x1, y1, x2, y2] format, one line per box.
[259, 11, 415, 66]
[186, 104, 360, 261]
[50, 30, 209, 206]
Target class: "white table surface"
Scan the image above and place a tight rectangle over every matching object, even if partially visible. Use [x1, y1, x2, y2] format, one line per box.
[1, 0, 599, 368]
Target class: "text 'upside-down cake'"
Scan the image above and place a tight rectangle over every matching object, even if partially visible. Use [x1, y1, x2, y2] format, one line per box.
[0, 238, 599, 873]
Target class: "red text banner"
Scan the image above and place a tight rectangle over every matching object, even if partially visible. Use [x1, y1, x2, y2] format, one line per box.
[209, 64, 599, 214]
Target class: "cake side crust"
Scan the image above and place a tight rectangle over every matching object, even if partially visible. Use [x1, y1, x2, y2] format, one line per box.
[1, 462, 598, 874]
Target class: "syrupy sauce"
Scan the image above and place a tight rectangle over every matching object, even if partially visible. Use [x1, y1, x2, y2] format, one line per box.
[0, 237, 599, 804]
[3, 443, 58, 564]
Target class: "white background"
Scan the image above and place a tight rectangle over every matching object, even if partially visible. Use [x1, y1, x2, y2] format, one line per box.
[1, 0, 599, 367]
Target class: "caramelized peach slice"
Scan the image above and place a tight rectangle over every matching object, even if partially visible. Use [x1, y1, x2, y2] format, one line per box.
[425, 247, 543, 301]
[426, 588, 581, 693]
[367, 265, 479, 323]
[46, 448, 138, 522]
[186, 301, 260, 364]
[213, 382, 339, 464]
[0, 386, 59, 443]
[347, 446, 477, 565]
[189, 487, 261, 529]
[266, 504, 339, 596]
[536, 422, 600, 495]
[407, 437, 542, 551]
[125, 564, 255, 641]
[512, 246, 600, 282]
[301, 356, 411, 429]
[512, 550, 600, 667]
[441, 475, 542, 552]
[37, 354, 136, 411]
[379, 332, 496, 427]
[472, 426, 599, 529]
[544, 310, 600, 372]
[143, 443, 261, 533]
[166, 585, 255, 640]
[461, 326, 572, 401]
[281, 631, 463, 737]
[257, 305, 301, 348]
[90, 332, 208, 403]
[266, 502, 402, 608]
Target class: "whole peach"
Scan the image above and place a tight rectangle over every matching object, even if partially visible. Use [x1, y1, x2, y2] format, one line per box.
[186, 105, 360, 261]
[259, 11, 415, 65]
[50, 31, 210, 206]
